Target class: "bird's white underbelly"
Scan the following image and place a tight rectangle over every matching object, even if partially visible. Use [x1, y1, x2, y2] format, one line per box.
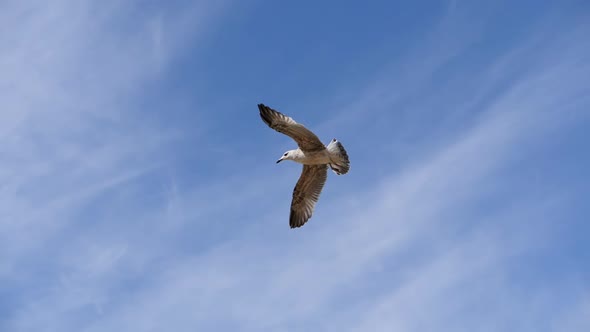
[296, 150, 332, 165]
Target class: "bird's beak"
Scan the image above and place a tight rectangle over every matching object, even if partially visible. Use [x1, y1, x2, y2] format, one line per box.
[276, 158, 283, 164]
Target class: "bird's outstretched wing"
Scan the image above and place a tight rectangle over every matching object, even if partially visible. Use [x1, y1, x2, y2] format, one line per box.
[258, 104, 325, 152]
[290, 164, 328, 228]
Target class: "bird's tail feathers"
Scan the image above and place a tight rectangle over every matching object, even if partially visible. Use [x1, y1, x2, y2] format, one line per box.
[327, 138, 350, 175]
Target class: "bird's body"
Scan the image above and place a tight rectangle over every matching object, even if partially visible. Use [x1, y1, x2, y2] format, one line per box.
[282, 148, 331, 165]
[258, 103, 350, 228]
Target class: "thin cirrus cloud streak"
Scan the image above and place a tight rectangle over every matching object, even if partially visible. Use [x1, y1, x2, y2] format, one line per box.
[0, 0, 227, 329]
[0, 0, 227, 253]
[0, 1, 161, 275]
[2, 2, 589, 332]
[338, 28, 590, 331]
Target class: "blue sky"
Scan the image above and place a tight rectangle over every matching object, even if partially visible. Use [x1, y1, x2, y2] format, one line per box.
[1, 0, 589, 331]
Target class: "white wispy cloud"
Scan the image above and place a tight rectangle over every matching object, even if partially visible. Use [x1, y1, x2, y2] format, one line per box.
[0, 1, 229, 330]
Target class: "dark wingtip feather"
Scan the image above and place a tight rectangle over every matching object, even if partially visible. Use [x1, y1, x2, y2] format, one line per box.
[258, 103, 272, 127]
[289, 209, 304, 228]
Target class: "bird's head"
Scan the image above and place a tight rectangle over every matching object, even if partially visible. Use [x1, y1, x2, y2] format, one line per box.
[277, 150, 293, 164]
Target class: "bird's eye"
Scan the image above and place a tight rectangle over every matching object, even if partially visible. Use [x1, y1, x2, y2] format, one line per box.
[284, 153, 288, 156]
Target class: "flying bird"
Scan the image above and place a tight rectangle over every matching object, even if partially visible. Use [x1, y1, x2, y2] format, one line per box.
[258, 103, 350, 228]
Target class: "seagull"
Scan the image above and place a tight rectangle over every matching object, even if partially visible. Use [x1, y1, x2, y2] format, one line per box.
[258, 103, 350, 228]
